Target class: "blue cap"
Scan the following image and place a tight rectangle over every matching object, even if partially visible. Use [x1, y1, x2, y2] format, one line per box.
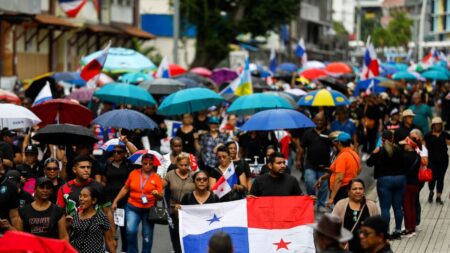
[208, 116, 220, 124]
[334, 132, 352, 142]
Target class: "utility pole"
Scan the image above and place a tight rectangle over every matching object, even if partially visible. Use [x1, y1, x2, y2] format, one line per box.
[418, 0, 427, 59]
[356, 0, 362, 42]
[173, 0, 180, 64]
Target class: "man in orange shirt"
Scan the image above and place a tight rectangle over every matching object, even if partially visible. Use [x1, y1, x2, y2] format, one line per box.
[317, 132, 360, 208]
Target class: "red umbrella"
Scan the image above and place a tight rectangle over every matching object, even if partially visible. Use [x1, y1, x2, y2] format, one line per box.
[169, 64, 187, 77]
[324, 62, 353, 75]
[31, 98, 93, 127]
[299, 68, 328, 80]
[0, 89, 21, 105]
[190, 67, 212, 77]
[0, 231, 77, 253]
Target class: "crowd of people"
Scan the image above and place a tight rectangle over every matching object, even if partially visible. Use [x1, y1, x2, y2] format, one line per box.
[0, 76, 450, 253]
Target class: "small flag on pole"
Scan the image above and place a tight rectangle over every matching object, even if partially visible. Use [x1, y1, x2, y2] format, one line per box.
[269, 46, 277, 74]
[155, 57, 170, 78]
[295, 38, 307, 64]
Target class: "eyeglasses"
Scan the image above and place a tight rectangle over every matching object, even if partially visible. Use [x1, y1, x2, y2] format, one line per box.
[113, 150, 124, 154]
[359, 230, 376, 238]
[45, 167, 59, 171]
[195, 177, 208, 182]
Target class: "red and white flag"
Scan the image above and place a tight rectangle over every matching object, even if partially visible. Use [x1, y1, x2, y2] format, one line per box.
[58, 0, 87, 18]
[80, 41, 111, 82]
[211, 162, 237, 199]
[360, 37, 379, 80]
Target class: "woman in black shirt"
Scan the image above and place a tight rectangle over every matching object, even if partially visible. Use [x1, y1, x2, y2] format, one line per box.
[18, 177, 68, 240]
[181, 171, 219, 205]
[176, 114, 197, 155]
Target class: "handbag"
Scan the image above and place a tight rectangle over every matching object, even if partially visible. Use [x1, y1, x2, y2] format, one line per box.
[418, 166, 433, 182]
[148, 197, 170, 225]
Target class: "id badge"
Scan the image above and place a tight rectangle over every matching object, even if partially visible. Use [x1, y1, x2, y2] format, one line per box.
[141, 195, 148, 204]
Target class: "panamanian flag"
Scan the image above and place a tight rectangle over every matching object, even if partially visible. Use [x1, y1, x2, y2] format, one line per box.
[58, 0, 87, 18]
[360, 37, 379, 80]
[32, 81, 53, 106]
[179, 196, 315, 253]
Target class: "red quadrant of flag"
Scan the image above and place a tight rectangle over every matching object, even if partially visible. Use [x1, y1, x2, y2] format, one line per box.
[247, 196, 314, 229]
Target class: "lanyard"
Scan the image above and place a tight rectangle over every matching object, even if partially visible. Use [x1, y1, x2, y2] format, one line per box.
[140, 171, 151, 194]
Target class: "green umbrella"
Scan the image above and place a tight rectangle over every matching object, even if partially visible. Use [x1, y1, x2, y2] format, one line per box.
[421, 70, 449, 81]
[157, 88, 223, 116]
[94, 82, 157, 107]
[392, 71, 417, 81]
[227, 93, 294, 115]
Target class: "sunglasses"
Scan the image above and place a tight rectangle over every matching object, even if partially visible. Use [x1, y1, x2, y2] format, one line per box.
[195, 177, 208, 182]
[113, 150, 124, 154]
[45, 167, 59, 171]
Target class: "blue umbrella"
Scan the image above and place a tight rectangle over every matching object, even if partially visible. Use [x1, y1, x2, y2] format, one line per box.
[227, 94, 294, 115]
[277, 62, 298, 73]
[175, 77, 202, 88]
[380, 63, 399, 76]
[421, 70, 449, 81]
[157, 88, 224, 116]
[92, 109, 157, 130]
[81, 47, 156, 73]
[353, 78, 386, 96]
[52, 72, 86, 86]
[118, 72, 153, 84]
[94, 82, 157, 106]
[392, 71, 417, 81]
[240, 109, 315, 131]
[427, 65, 450, 76]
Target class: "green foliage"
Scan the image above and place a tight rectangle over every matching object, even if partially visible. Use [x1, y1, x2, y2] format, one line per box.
[333, 21, 348, 36]
[371, 10, 413, 48]
[131, 38, 162, 65]
[181, 0, 300, 68]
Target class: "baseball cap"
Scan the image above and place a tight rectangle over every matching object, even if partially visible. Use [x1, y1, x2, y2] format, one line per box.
[402, 109, 415, 117]
[334, 132, 352, 143]
[208, 116, 220, 125]
[35, 177, 53, 188]
[5, 169, 21, 185]
[1, 129, 16, 138]
[390, 108, 399, 116]
[25, 145, 38, 154]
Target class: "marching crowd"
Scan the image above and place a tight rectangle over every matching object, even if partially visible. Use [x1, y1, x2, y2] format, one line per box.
[0, 80, 450, 253]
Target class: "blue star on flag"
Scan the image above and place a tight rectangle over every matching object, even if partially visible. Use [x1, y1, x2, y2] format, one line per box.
[207, 214, 221, 225]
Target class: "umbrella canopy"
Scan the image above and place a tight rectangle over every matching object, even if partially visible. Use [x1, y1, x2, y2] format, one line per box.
[317, 77, 349, 95]
[139, 78, 186, 95]
[92, 109, 158, 130]
[302, 60, 326, 70]
[175, 77, 203, 88]
[227, 93, 294, 115]
[284, 88, 307, 97]
[52, 72, 86, 86]
[211, 68, 239, 85]
[354, 78, 386, 96]
[190, 67, 212, 77]
[173, 73, 215, 87]
[0, 89, 21, 104]
[0, 104, 41, 129]
[157, 88, 224, 116]
[31, 99, 93, 127]
[298, 89, 349, 107]
[421, 70, 449, 81]
[299, 68, 328, 80]
[277, 62, 298, 73]
[97, 73, 115, 86]
[94, 83, 157, 106]
[25, 73, 58, 101]
[380, 63, 399, 76]
[32, 124, 97, 145]
[118, 72, 153, 84]
[66, 87, 96, 103]
[392, 71, 418, 80]
[240, 109, 316, 131]
[129, 149, 165, 166]
[169, 64, 187, 77]
[102, 138, 125, 151]
[81, 47, 156, 73]
[324, 62, 353, 75]
[263, 91, 298, 107]
[0, 231, 77, 253]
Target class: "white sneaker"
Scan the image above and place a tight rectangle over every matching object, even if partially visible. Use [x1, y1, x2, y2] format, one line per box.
[402, 232, 416, 238]
[318, 206, 329, 213]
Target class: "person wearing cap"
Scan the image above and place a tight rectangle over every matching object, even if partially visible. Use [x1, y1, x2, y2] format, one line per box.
[5, 169, 34, 209]
[408, 92, 433, 134]
[17, 144, 43, 179]
[1, 129, 21, 165]
[317, 132, 360, 208]
[331, 108, 358, 150]
[0, 153, 21, 233]
[366, 130, 405, 239]
[311, 213, 353, 253]
[359, 215, 393, 253]
[385, 108, 400, 131]
[195, 116, 228, 173]
[425, 117, 450, 204]
[399, 136, 421, 237]
[16, 177, 68, 240]
[394, 109, 417, 143]
[0, 129, 16, 169]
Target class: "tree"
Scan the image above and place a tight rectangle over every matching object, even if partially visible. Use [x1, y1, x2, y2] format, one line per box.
[181, 0, 299, 68]
[371, 10, 413, 48]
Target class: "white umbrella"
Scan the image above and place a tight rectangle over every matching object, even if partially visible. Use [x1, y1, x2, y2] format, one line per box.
[302, 60, 326, 70]
[284, 88, 307, 96]
[0, 104, 41, 129]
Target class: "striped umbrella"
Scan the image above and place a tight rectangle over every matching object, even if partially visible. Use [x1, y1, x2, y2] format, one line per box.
[128, 149, 165, 166]
[298, 89, 349, 107]
[102, 138, 125, 151]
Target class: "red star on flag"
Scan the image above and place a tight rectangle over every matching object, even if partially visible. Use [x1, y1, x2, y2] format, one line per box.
[273, 239, 291, 250]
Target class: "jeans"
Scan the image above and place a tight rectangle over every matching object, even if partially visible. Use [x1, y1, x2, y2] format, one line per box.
[304, 168, 328, 208]
[377, 175, 406, 231]
[428, 161, 448, 194]
[126, 203, 155, 253]
[403, 184, 419, 232]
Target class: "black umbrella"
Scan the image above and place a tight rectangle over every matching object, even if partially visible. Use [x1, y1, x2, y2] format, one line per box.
[317, 77, 349, 95]
[25, 76, 59, 100]
[32, 124, 97, 145]
[139, 78, 186, 95]
[173, 73, 216, 88]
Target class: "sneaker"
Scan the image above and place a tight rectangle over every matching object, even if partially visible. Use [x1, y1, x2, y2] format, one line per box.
[428, 192, 434, 203]
[402, 232, 417, 238]
[318, 206, 329, 213]
[391, 231, 402, 240]
[436, 197, 444, 205]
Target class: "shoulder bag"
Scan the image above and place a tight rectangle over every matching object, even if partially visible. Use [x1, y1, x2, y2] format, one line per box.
[148, 197, 173, 228]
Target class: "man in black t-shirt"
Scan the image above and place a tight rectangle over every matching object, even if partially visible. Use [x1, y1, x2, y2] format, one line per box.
[250, 152, 302, 196]
[5, 169, 33, 208]
[0, 129, 16, 169]
[297, 113, 332, 211]
[16, 145, 44, 179]
[0, 155, 20, 233]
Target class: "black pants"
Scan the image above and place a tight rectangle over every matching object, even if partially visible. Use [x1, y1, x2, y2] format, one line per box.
[428, 161, 448, 194]
[169, 213, 181, 253]
[334, 186, 348, 204]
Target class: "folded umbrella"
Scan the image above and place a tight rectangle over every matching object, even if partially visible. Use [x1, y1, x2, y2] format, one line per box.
[32, 124, 97, 145]
[92, 109, 157, 130]
[94, 82, 157, 107]
[31, 98, 93, 127]
[240, 109, 315, 131]
[0, 104, 41, 129]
